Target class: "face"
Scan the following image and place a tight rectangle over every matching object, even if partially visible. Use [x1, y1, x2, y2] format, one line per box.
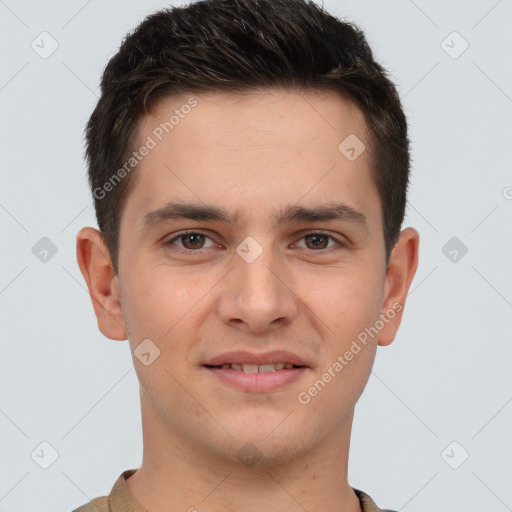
[82, 89, 417, 466]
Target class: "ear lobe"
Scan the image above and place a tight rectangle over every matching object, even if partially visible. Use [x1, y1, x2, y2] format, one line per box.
[76, 227, 128, 341]
[378, 227, 420, 347]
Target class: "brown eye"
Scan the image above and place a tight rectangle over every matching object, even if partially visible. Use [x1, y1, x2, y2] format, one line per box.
[304, 233, 330, 250]
[295, 232, 345, 252]
[180, 233, 206, 249]
[165, 231, 218, 252]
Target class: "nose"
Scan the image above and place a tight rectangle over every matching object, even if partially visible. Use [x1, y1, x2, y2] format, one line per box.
[216, 244, 299, 334]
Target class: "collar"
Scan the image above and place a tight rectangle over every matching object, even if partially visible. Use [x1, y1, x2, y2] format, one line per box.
[108, 469, 392, 512]
[108, 470, 144, 512]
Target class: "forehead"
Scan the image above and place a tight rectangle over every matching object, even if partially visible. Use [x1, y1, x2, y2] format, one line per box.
[122, 88, 378, 228]
[143, 88, 368, 147]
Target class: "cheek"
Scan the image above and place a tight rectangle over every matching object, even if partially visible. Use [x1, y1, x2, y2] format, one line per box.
[120, 263, 220, 388]
[121, 262, 203, 338]
[300, 264, 384, 342]
[119, 268, 199, 407]
[298, 273, 381, 419]
[296, 265, 382, 398]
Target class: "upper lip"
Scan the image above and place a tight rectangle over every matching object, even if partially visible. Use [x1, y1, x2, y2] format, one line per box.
[204, 350, 309, 367]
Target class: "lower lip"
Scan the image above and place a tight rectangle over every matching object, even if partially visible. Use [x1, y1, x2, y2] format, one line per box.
[204, 366, 308, 392]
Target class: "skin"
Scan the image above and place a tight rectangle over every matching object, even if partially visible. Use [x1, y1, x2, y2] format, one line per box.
[77, 88, 419, 512]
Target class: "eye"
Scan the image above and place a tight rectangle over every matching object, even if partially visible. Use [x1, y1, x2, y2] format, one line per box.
[165, 231, 218, 252]
[295, 232, 343, 251]
[164, 230, 346, 254]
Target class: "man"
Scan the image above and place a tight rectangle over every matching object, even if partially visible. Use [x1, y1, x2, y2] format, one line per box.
[74, 0, 419, 510]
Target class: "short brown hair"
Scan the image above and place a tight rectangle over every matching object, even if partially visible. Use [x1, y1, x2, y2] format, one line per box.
[85, 0, 410, 273]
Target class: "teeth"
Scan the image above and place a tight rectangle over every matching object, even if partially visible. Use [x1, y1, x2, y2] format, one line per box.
[259, 364, 276, 373]
[242, 364, 259, 373]
[217, 362, 298, 372]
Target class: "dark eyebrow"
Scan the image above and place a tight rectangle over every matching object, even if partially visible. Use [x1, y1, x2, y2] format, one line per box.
[140, 202, 238, 229]
[140, 201, 368, 231]
[270, 204, 367, 230]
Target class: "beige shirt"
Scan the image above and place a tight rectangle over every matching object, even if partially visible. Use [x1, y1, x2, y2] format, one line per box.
[72, 469, 396, 512]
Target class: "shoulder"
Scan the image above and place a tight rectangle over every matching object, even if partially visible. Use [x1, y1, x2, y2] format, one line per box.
[70, 496, 109, 512]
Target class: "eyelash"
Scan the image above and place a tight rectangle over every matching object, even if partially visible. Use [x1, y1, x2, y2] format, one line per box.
[164, 229, 347, 255]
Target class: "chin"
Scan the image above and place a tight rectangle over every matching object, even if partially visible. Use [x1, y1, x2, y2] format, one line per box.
[220, 427, 312, 468]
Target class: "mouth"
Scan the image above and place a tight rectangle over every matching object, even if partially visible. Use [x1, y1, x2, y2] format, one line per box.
[202, 351, 310, 392]
[203, 350, 309, 368]
[204, 362, 304, 372]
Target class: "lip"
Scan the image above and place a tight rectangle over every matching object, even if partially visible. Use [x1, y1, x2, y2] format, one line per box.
[204, 366, 309, 393]
[204, 350, 309, 367]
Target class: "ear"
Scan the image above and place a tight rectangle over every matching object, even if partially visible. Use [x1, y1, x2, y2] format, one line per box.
[378, 227, 419, 346]
[76, 227, 127, 341]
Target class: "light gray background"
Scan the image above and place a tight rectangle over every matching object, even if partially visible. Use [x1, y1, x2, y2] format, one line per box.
[1, 0, 511, 511]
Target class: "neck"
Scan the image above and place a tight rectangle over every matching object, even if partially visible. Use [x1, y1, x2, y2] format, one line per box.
[125, 390, 362, 512]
